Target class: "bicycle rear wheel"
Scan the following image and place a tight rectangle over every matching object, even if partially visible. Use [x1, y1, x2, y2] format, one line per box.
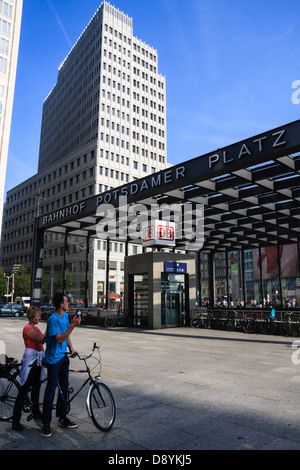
[123, 317, 132, 327]
[262, 320, 276, 335]
[292, 320, 300, 337]
[87, 382, 116, 432]
[245, 319, 256, 334]
[0, 376, 20, 421]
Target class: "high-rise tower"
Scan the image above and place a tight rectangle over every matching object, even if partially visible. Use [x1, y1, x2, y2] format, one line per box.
[38, 1, 167, 175]
[0, 0, 23, 243]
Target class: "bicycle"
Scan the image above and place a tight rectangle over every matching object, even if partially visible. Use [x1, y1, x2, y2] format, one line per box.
[226, 311, 248, 332]
[105, 312, 131, 328]
[244, 313, 257, 334]
[0, 356, 22, 421]
[190, 312, 208, 328]
[0, 343, 116, 432]
[280, 312, 300, 337]
[244, 313, 276, 335]
[260, 316, 276, 335]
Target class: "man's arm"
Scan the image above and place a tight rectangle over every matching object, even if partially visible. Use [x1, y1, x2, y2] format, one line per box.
[68, 337, 76, 356]
[55, 316, 81, 345]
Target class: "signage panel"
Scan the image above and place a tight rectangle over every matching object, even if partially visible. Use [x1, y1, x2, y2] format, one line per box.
[164, 262, 187, 273]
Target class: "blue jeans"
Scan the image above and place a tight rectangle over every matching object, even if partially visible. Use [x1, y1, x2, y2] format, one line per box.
[13, 364, 42, 423]
[42, 355, 69, 425]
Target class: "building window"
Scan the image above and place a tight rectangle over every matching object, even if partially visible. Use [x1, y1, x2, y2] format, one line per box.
[98, 260, 106, 270]
[0, 56, 7, 72]
[110, 261, 117, 270]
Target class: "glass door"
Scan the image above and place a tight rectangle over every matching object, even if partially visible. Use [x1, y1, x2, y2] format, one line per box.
[166, 293, 180, 326]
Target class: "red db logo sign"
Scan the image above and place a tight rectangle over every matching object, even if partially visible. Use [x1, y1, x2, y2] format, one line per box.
[142, 221, 176, 247]
[157, 225, 174, 241]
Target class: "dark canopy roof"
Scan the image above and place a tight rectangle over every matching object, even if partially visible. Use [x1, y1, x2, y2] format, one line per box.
[38, 120, 300, 253]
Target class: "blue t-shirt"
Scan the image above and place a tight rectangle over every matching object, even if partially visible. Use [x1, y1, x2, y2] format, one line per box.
[44, 312, 70, 364]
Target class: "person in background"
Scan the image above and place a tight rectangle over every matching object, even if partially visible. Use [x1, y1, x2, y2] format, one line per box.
[12, 306, 46, 431]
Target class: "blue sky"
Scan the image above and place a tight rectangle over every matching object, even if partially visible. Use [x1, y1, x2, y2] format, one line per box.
[4, 0, 300, 193]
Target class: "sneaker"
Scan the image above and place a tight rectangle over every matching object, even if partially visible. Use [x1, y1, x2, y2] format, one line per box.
[12, 422, 24, 431]
[41, 424, 52, 438]
[58, 417, 78, 429]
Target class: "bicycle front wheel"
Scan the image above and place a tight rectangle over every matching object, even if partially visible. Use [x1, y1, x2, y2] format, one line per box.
[0, 376, 20, 421]
[226, 319, 235, 331]
[281, 321, 292, 337]
[88, 382, 116, 432]
[104, 317, 115, 328]
[190, 317, 200, 328]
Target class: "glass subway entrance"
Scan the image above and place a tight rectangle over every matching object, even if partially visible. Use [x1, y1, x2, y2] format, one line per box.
[161, 273, 188, 327]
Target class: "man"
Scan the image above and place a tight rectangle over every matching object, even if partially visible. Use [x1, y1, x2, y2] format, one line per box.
[41, 293, 81, 438]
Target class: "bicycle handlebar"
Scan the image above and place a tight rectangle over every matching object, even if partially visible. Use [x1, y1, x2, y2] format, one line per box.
[68, 342, 100, 361]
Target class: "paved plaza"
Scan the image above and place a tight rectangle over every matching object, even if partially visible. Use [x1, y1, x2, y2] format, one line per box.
[1, 317, 300, 452]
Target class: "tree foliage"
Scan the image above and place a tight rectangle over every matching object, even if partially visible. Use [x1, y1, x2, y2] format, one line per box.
[14, 265, 31, 298]
[0, 267, 7, 298]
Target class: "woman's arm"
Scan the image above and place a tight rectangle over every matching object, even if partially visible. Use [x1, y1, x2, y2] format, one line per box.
[26, 328, 46, 344]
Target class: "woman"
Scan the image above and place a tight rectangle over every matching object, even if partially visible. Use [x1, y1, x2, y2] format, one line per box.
[12, 306, 46, 431]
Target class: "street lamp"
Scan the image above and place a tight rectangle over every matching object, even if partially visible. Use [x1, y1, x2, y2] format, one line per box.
[5, 276, 10, 301]
[11, 264, 20, 303]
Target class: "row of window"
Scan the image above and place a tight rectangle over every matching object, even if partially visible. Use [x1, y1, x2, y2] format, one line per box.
[40, 185, 95, 214]
[98, 160, 155, 180]
[101, 75, 164, 101]
[99, 103, 165, 128]
[102, 88, 165, 113]
[103, 20, 157, 65]
[2, 223, 34, 248]
[4, 182, 95, 227]
[5, 176, 95, 218]
[103, 21, 132, 44]
[96, 239, 139, 253]
[6, 151, 96, 204]
[103, 48, 160, 77]
[103, 21, 159, 67]
[0, 1, 13, 19]
[97, 260, 124, 270]
[98, 131, 165, 152]
[2, 253, 32, 268]
[2, 237, 32, 253]
[101, 118, 165, 140]
[99, 167, 130, 181]
[99, 147, 165, 164]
